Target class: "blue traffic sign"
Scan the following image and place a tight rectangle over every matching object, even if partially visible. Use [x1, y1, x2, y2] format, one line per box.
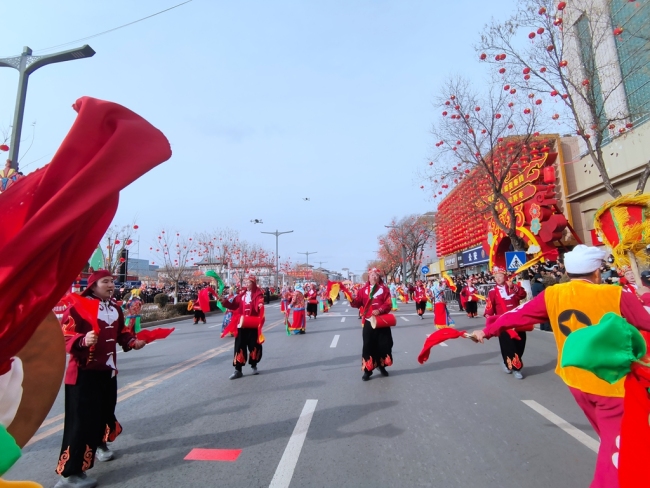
[505, 251, 527, 271]
[421, 265, 430, 274]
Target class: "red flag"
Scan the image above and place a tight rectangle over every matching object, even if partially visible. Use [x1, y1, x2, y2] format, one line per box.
[0, 97, 171, 370]
[418, 328, 467, 364]
[137, 327, 175, 344]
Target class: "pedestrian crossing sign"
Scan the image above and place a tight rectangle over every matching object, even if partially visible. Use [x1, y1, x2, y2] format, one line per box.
[505, 251, 527, 272]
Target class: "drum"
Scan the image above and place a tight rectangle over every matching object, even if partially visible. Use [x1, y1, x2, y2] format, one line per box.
[368, 314, 397, 329]
[239, 316, 262, 329]
[308, 299, 318, 305]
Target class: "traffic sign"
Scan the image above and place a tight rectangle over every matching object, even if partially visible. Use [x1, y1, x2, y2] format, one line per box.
[505, 251, 527, 271]
[421, 266, 430, 274]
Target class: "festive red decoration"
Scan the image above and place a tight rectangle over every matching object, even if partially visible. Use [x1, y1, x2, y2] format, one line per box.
[442, 111, 448, 116]
[418, 328, 468, 364]
[559, 60, 568, 67]
[550, 90, 558, 96]
[582, 79, 590, 86]
[552, 113, 560, 120]
[524, 74, 531, 80]
[137, 327, 174, 344]
[528, 32, 536, 39]
[480, 53, 487, 60]
[126, 239, 133, 245]
[626, 122, 634, 128]
[540, 66, 547, 72]
[119, 257, 125, 263]
[114, 239, 120, 245]
[554, 18, 563, 26]
[133, 224, 139, 229]
[475, 106, 481, 111]
[537, 27, 545, 34]
[495, 113, 502, 119]
[499, 67, 506, 74]
[614, 27, 624, 36]
[535, 99, 542, 105]
[523, 108, 531, 114]
[557, 2, 566, 10]
[0, 144, 8, 152]
[539, 7, 547, 14]
[510, 88, 516, 94]
[547, 45, 555, 52]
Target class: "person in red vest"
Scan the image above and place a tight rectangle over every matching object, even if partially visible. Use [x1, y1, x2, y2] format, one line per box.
[484, 266, 527, 379]
[460, 278, 480, 318]
[305, 283, 319, 319]
[55, 270, 146, 488]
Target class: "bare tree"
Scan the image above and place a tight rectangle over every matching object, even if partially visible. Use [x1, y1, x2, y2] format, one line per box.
[478, 0, 650, 196]
[152, 230, 198, 303]
[423, 76, 545, 250]
[101, 222, 139, 274]
[380, 214, 436, 282]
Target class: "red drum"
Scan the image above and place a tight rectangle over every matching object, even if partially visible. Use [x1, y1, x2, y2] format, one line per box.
[368, 314, 397, 329]
[239, 316, 262, 328]
[308, 299, 318, 305]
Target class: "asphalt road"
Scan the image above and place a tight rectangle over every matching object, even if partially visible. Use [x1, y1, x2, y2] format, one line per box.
[8, 298, 597, 487]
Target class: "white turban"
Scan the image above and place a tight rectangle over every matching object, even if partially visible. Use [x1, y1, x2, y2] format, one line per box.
[564, 245, 606, 274]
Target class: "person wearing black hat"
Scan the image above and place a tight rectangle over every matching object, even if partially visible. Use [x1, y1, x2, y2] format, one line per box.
[55, 270, 146, 488]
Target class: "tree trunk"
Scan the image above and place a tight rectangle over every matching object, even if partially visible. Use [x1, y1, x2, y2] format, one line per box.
[173, 280, 178, 304]
[509, 232, 527, 251]
[636, 160, 650, 194]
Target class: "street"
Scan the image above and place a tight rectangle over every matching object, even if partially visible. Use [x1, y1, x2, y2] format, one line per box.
[9, 299, 596, 487]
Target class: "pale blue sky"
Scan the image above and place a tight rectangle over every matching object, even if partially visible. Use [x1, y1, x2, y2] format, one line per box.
[1, 0, 515, 275]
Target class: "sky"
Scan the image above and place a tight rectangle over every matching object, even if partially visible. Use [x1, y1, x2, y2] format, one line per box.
[0, 0, 516, 276]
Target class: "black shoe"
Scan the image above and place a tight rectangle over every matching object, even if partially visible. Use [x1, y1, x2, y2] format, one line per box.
[299, 330, 306, 334]
[378, 366, 389, 377]
[362, 371, 373, 381]
[229, 370, 243, 380]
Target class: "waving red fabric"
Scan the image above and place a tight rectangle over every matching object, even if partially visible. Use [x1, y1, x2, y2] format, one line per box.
[0, 97, 171, 369]
[417, 328, 467, 364]
[137, 327, 175, 344]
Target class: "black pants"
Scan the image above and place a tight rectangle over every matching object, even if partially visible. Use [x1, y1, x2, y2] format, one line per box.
[415, 300, 427, 316]
[306, 302, 318, 317]
[465, 301, 478, 315]
[56, 370, 121, 476]
[233, 328, 262, 371]
[456, 294, 464, 311]
[361, 321, 393, 372]
[194, 309, 206, 323]
[498, 331, 526, 371]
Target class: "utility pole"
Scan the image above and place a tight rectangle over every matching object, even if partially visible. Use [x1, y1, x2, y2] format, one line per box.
[261, 229, 293, 288]
[0, 45, 95, 170]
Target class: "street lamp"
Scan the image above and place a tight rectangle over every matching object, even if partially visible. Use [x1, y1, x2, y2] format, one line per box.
[261, 229, 293, 288]
[385, 225, 408, 285]
[0, 44, 96, 170]
[297, 251, 317, 267]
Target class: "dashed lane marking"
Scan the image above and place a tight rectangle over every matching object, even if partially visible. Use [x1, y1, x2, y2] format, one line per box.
[400, 317, 409, 322]
[330, 335, 340, 348]
[269, 399, 318, 488]
[341, 317, 346, 323]
[522, 400, 599, 453]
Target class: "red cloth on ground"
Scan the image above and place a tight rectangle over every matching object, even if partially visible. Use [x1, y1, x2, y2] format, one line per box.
[137, 327, 175, 344]
[0, 97, 171, 370]
[418, 328, 466, 364]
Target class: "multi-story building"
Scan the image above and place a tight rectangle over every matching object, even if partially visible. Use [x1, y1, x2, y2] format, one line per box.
[562, 0, 650, 244]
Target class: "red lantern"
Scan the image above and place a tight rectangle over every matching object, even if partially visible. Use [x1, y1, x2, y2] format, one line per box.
[499, 68, 506, 74]
[557, 2, 566, 10]
[559, 60, 568, 67]
[480, 53, 487, 60]
[114, 239, 120, 245]
[543, 166, 556, 183]
[537, 27, 545, 35]
[0, 144, 9, 152]
[133, 225, 139, 229]
[540, 66, 547, 73]
[613, 27, 623, 36]
[127, 239, 133, 245]
[119, 257, 126, 263]
[528, 32, 536, 39]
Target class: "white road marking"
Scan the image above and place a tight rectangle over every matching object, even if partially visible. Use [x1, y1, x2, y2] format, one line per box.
[522, 400, 599, 453]
[400, 317, 409, 322]
[345, 309, 348, 312]
[341, 317, 346, 323]
[269, 399, 318, 488]
[330, 335, 340, 348]
[208, 324, 221, 328]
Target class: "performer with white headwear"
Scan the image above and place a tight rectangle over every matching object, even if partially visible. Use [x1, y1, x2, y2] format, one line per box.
[472, 245, 650, 488]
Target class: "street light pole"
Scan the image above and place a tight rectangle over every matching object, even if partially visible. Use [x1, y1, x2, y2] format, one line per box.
[0, 44, 96, 170]
[297, 251, 317, 267]
[261, 229, 293, 288]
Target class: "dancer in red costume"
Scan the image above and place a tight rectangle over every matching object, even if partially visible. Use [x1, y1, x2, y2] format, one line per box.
[0, 97, 170, 488]
[460, 278, 480, 318]
[305, 283, 319, 319]
[484, 266, 528, 379]
[56, 271, 147, 484]
[413, 280, 428, 320]
[350, 268, 394, 381]
[221, 276, 265, 379]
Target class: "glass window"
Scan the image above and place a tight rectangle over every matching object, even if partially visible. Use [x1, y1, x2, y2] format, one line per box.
[610, 0, 650, 123]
